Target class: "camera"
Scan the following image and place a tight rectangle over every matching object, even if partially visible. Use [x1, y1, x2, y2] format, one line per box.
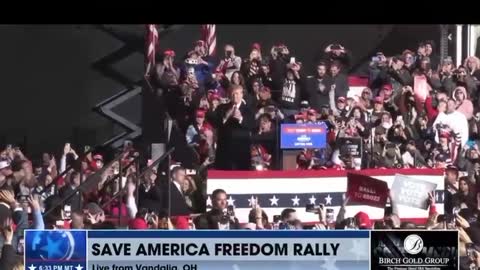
[219, 208, 231, 225]
[226, 50, 233, 58]
[326, 208, 334, 224]
[146, 212, 157, 224]
[63, 204, 72, 220]
[273, 215, 281, 223]
[305, 203, 324, 213]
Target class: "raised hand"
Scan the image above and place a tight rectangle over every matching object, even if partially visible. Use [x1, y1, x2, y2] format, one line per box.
[233, 108, 243, 121]
[1, 218, 14, 245]
[0, 190, 15, 206]
[64, 143, 71, 155]
[28, 195, 41, 212]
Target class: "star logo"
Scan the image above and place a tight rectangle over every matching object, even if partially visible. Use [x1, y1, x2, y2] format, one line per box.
[269, 195, 279, 206]
[75, 265, 84, 270]
[248, 195, 257, 207]
[349, 239, 368, 261]
[291, 195, 300, 206]
[28, 265, 37, 270]
[320, 256, 338, 270]
[324, 194, 333, 205]
[41, 236, 64, 258]
[206, 196, 212, 207]
[308, 195, 317, 204]
[226, 196, 235, 206]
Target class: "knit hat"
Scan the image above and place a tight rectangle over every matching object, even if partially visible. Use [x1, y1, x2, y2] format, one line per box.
[129, 217, 148, 229]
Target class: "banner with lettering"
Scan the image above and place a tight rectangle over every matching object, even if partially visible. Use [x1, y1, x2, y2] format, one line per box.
[207, 169, 445, 224]
[346, 173, 389, 208]
[280, 123, 328, 149]
[391, 174, 437, 209]
[337, 137, 363, 158]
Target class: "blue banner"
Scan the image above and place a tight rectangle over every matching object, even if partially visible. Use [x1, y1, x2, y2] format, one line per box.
[280, 123, 327, 149]
[25, 230, 370, 270]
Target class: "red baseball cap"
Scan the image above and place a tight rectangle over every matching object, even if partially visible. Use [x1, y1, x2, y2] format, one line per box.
[171, 216, 190, 230]
[210, 93, 221, 101]
[354, 211, 372, 229]
[164, 49, 175, 57]
[196, 110, 206, 118]
[337, 96, 346, 103]
[252, 42, 261, 51]
[128, 218, 148, 229]
[439, 130, 451, 138]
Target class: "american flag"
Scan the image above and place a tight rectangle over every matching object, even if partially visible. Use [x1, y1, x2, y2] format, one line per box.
[145, 24, 158, 77]
[201, 24, 216, 56]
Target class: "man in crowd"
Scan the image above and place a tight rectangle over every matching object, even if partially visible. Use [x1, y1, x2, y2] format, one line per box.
[307, 62, 333, 112]
[330, 61, 349, 101]
[215, 85, 255, 170]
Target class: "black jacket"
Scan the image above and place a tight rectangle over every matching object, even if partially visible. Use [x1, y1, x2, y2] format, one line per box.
[0, 244, 16, 270]
[138, 184, 163, 211]
[331, 73, 349, 100]
[306, 75, 333, 111]
[59, 185, 82, 212]
[279, 78, 305, 110]
[163, 181, 191, 216]
[215, 102, 255, 170]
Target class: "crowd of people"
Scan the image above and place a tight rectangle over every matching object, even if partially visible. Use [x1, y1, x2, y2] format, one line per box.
[151, 37, 480, 269]
[152, 40, 480, 171]
[2, 34, 480, 270]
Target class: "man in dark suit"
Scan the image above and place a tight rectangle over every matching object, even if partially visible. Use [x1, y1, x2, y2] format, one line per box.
[215, 85, 255, 170]
[138, 169, 163, 211]
[330, 61, 349, 101]
[163, 166, 191, 217]
[59, 171, 82, 212]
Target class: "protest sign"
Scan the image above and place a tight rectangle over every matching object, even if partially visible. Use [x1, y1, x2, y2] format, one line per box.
[338, 137, 363, 158]
[391, 174, 437, 209]
[346, 173, 389, 208]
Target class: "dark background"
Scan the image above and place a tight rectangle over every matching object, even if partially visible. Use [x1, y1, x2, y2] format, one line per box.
[0, 24, 444, 159]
